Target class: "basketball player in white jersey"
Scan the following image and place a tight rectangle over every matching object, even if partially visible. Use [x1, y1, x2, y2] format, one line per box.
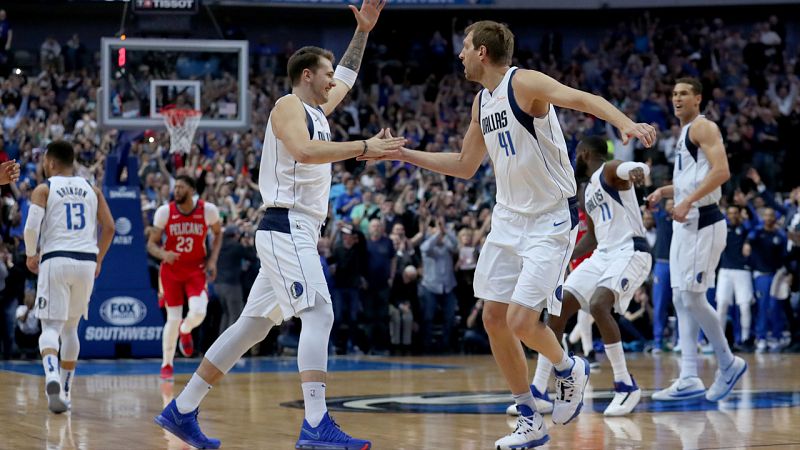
[156, 2, 403, 449]
[647, 78, 747, 401]
[511, 136, 652, 418]
[362, 21, 656, 449]
[23, 141, 115, 413]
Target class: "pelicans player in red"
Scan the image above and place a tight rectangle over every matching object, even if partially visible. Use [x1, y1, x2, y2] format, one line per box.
[148, 175, 222, 380]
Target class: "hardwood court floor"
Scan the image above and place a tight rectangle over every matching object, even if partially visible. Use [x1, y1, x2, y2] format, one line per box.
[2, 353, 800, 449]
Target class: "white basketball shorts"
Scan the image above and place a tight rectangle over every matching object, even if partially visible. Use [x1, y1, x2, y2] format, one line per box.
[670, 204, 726, 292]
[716, 268, 754, 306]
[34, 255, 97, 321]
[564, 240, 652, 314]
[474, 198, 579, 317]
[241, 208, 331, 323]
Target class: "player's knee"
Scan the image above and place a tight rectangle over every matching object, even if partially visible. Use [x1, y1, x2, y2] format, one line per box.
[188, 291, 209, 317]
[39, 327, 60, 352]
[481, 303, 506, 334]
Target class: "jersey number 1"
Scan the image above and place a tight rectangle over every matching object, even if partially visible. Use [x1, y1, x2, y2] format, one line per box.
[498, 131, 516, 156]
[65, 203, 86, 230]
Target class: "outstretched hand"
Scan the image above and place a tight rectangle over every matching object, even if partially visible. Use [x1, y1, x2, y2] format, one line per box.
[620, 122, 657, 148]
[349, 0, 386, 33]
[358, 128, 405, 162]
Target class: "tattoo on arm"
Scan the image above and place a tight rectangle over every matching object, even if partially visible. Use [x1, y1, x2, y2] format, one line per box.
[339, 31, 368, 71]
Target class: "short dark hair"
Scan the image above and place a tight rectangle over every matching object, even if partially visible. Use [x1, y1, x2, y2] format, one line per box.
[287, 46, 335, 86]
[46, 140, 75, 166]
[465, 20, 514, 66]
[175, 175, 196, 191]
[675, 77, 703, 95]
[578, 135, 608, 158]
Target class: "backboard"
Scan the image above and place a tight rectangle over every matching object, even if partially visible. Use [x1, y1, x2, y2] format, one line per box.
[99, 37, 249, 130]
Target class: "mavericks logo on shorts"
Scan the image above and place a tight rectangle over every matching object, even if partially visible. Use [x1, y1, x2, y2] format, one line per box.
[38, 297, 47, 309]
[291, 282, 304, 299]
[621, 278, 630, 291]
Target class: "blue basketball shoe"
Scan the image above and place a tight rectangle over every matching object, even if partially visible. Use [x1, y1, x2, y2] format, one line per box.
[296, 412, 371, 450]
[154, 399, 221, 449]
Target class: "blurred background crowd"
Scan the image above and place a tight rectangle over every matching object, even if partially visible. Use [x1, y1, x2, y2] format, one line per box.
[0, 6, 799, 361]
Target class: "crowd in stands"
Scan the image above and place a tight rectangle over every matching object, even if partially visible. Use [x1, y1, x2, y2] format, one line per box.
[0, 8, 799, 360]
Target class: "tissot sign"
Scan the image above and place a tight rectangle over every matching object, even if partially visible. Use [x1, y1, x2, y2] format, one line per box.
[133, 0, 199, 14]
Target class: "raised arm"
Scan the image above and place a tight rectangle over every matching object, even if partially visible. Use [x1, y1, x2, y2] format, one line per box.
[602, 159, 649, 191]
[512, 69, 656, 147]
[93, 187, 116, 278]
[362, 93, 487, 179]
[273, 95, 404, 164]
[672, 118, 730, 222]
[320, 0, 386, 116]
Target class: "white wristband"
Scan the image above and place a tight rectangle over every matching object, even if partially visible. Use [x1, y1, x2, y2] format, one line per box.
[24, 204, 45, 257]
[333, 65, 358, 89]
[616, 161, 650, 180]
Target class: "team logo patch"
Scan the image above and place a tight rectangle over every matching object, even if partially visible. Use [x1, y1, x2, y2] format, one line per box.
[291, 282, 304, 299]
[621, 278, 630, 291]
[554, 286, 563, 302]
[281, 390, 800, 414]
[773, 236, 781, 245]
[696, 272, 704, 283]
[37, 297, 47, 309]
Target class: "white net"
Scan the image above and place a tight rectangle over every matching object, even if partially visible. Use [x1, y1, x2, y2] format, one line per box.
[163, 109, 201, 154]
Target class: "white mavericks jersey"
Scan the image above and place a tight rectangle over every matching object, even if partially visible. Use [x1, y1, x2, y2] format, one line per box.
[478, 67, 576, 215]
[41, 176, 99, 255]
[673, 115, 720, 208]
[260, 94, 332, 221]
[583, 165, 647, 251]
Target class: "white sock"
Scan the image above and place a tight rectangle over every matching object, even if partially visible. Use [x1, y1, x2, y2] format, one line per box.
[604, 342, 632, 385]
[553, 350, 572, 372]
[532, 353, 552, 394]
[60, 368, 75, 399]
[674, 291, 700, 379]
[42, 354, 59, 381]
[577, 311, 594, 355]
[512, 390, 537, 415]
[302, 382, 327, 427]
[682, 291, 735, 369]
[176, 373, 212, 414]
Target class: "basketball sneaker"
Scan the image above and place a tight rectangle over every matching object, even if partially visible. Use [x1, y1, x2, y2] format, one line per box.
[154, 399, 220, 449]
[160, 364, 174, 381]
[705, 356, 747, 402]
[603, 376, 641, 416]
[296, 412, 371, 450]
[178, 322, 194, 357]
[505, 386, 554, 416]
[45, 379, 69, 414]
[651, 376, 705, 401]
[495, 405, 550, 449]
[552, 354, 590, 425]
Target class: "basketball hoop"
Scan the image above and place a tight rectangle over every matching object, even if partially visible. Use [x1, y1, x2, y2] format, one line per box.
[162, 107, 201, 154]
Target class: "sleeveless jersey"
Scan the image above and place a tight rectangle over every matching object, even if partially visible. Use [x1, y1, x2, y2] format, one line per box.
[41, 176, 99, 255]
[477, 67, 576, 216]
[163, 200, 209, 270]
[583, 165, 646, 251]
[260, 95, 332, 221]
[673, 115, 720, 208]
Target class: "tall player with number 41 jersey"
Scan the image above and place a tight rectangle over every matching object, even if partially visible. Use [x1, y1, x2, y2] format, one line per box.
[148, 175, 222, 381]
